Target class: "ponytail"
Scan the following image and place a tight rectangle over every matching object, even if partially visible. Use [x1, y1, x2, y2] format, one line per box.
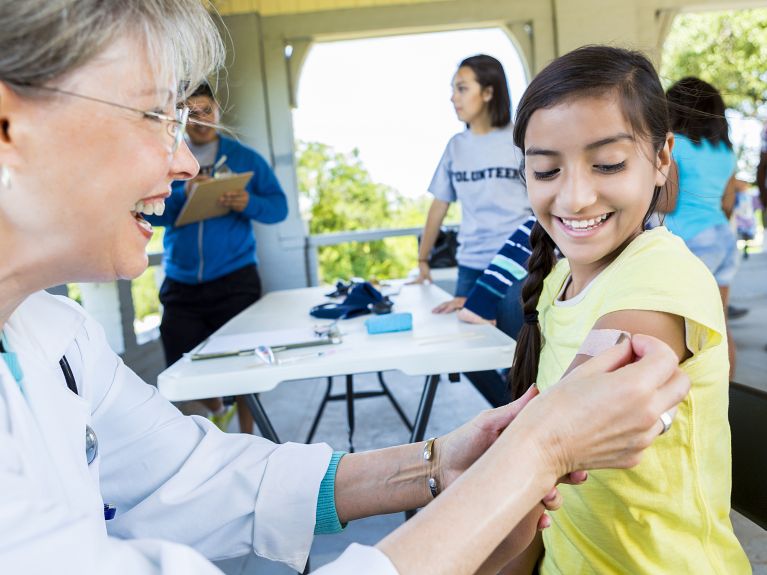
[509, 222, 557, 399]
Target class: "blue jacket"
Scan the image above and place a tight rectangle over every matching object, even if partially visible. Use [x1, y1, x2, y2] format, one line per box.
[146, 135, 288, 284]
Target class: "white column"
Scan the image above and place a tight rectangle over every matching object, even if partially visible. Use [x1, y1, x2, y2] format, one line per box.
[78, 282, 125, 354]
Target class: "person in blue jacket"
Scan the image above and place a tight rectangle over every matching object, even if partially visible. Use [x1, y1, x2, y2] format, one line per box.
[145, 82, 288, 434]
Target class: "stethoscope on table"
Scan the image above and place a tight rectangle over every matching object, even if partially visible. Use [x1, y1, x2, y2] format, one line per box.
[59, 356, 116, 521]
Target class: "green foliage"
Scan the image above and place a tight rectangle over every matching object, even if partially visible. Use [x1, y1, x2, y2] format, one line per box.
[297, 141, 439, 283]
[661, 9, 767, 115]
[131, 266, 161, 320]
[128, 227, 165, 320]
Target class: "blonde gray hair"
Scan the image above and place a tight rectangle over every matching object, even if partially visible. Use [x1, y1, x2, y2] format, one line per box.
[0, 0, 224, 97]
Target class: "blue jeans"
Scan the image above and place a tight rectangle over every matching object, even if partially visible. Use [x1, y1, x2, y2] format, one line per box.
[685, 224, 739, 286]
[455, 265, 484, 297]
[457, 268, 525, 407]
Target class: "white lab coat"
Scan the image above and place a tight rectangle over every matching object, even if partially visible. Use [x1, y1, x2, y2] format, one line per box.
[0, 292, 397, 574]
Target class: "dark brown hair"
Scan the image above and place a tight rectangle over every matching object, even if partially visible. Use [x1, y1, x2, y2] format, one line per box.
[666, 77, 732, 149]
[509, 45, 671, 399]
[458, 54, 511, 128]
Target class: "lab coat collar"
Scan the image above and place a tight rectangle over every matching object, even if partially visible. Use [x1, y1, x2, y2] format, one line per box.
[5, 291, 85, 366]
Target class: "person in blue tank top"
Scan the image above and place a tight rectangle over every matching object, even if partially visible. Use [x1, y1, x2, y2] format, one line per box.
[664, 77, 739, 377]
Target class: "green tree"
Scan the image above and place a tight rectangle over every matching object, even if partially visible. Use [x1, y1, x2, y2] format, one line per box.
[661, 9, 767, 116]
[297, 141, 436, 283]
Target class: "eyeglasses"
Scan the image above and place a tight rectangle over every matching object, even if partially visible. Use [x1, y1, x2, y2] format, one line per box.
[16, 84, 190, 154]
[189, 105, 216, 118]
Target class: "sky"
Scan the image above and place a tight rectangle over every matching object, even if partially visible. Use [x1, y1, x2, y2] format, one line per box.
[292, 28, 528, 199]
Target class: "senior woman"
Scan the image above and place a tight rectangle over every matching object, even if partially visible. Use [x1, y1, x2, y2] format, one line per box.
[0, 1, 689, 574]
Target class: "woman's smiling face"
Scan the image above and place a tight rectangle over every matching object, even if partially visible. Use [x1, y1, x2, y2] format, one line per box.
[523, 93, 673, 285]
[0, 35, 198, 287]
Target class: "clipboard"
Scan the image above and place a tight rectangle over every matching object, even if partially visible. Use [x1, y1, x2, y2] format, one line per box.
[174, 171, 254, 227]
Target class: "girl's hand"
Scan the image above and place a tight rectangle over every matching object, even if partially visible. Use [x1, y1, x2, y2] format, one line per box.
[515, 334, 690, 479]
[458, 307, 496, 325]
[409, 261, 433, 284]
[432, 296, 466, 314]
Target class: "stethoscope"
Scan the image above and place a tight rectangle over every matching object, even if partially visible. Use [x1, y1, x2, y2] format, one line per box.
[60, 356, 115, 520]
[0, 336, 112, 519]
[58, 356, 98, 465]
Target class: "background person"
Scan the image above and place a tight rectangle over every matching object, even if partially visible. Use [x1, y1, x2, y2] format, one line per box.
[0, 2, 691, 573]
[664, 77, 740, 379]
[757, 121, 767, 228]
[145, 82, 288, 434]
[457, 215, 535, 334]
[413, 54, 531, 407]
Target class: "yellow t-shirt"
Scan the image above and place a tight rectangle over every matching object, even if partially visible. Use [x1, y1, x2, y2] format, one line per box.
[536, 228, 750, 574]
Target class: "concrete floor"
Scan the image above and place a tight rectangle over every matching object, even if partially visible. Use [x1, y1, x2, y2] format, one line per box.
[210, 250, 767, 574]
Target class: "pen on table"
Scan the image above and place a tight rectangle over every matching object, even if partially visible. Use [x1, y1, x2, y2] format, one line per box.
[187, 348, 256, 361]
[277, 350, 336, 364]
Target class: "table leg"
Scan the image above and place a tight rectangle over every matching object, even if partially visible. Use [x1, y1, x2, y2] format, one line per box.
[345, 374, 355, 453]
[306, 377, 334, 444]
[244, 395, 309, 574]
[409, 374, 440, 443]
[243, 393, 281, 443]
[376, 372, 414, 431]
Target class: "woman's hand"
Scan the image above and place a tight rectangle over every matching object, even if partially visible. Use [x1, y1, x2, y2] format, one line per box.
[435, 385, 539, 490]
[457, 307, 496, 325]
[514, 334, 690, 480]
[432, 296, 466, 314]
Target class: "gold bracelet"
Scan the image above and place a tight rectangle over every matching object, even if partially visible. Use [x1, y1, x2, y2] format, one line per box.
[423, 437, 439, 498]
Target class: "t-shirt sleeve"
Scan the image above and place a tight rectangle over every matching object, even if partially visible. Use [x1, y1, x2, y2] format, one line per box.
[596, 235, 725, 354]
[464, 216, 534, 319]
[428, 140, 456, 202]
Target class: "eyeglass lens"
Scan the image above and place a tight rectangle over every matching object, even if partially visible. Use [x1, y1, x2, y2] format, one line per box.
[171, 107, 190, 153]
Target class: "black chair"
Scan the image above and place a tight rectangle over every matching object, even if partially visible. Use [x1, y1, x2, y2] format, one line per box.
[729, 382, 767, 530]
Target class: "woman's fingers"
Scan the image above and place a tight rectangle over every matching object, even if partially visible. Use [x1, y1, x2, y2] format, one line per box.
[649, 368, 690, 436]
[625, 333, 681, 388]
[517, 334, 690, 475]
[567, 337, 634, 378]
[560, 470, 588, 485]
[541, 487, 563, 511]
[470, 384, 539, 436]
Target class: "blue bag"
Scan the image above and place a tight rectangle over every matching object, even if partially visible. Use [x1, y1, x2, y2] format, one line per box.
[310, 282, 391, 320]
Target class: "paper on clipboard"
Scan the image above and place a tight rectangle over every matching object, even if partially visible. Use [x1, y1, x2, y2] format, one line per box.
[191, 327, 340, 360]
[174, 171, 253, 227]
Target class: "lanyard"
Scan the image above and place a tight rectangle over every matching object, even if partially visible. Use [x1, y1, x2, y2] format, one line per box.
[0, 332, 113, 518]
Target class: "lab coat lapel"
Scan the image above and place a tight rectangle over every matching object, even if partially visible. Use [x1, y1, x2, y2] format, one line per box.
[3, 293, 105, 525]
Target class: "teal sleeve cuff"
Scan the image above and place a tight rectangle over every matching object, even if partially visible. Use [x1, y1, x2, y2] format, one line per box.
[314, 451, 348, 535]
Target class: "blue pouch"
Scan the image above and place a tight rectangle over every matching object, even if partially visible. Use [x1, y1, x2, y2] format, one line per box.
[311, 282, 387, 320]
[365, 312, 413, 334]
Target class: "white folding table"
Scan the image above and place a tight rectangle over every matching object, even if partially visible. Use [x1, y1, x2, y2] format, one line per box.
[158, 282, 516, 446]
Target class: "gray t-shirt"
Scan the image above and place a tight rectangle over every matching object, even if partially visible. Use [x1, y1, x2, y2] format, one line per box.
[189, 139, 219, 175]
[429, 125, 530, 269]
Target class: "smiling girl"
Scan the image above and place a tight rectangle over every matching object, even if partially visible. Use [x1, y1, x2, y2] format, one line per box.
[508, 46, 749, 573]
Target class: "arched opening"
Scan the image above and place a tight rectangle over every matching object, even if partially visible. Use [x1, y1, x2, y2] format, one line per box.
[292, 27, 529, 283]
